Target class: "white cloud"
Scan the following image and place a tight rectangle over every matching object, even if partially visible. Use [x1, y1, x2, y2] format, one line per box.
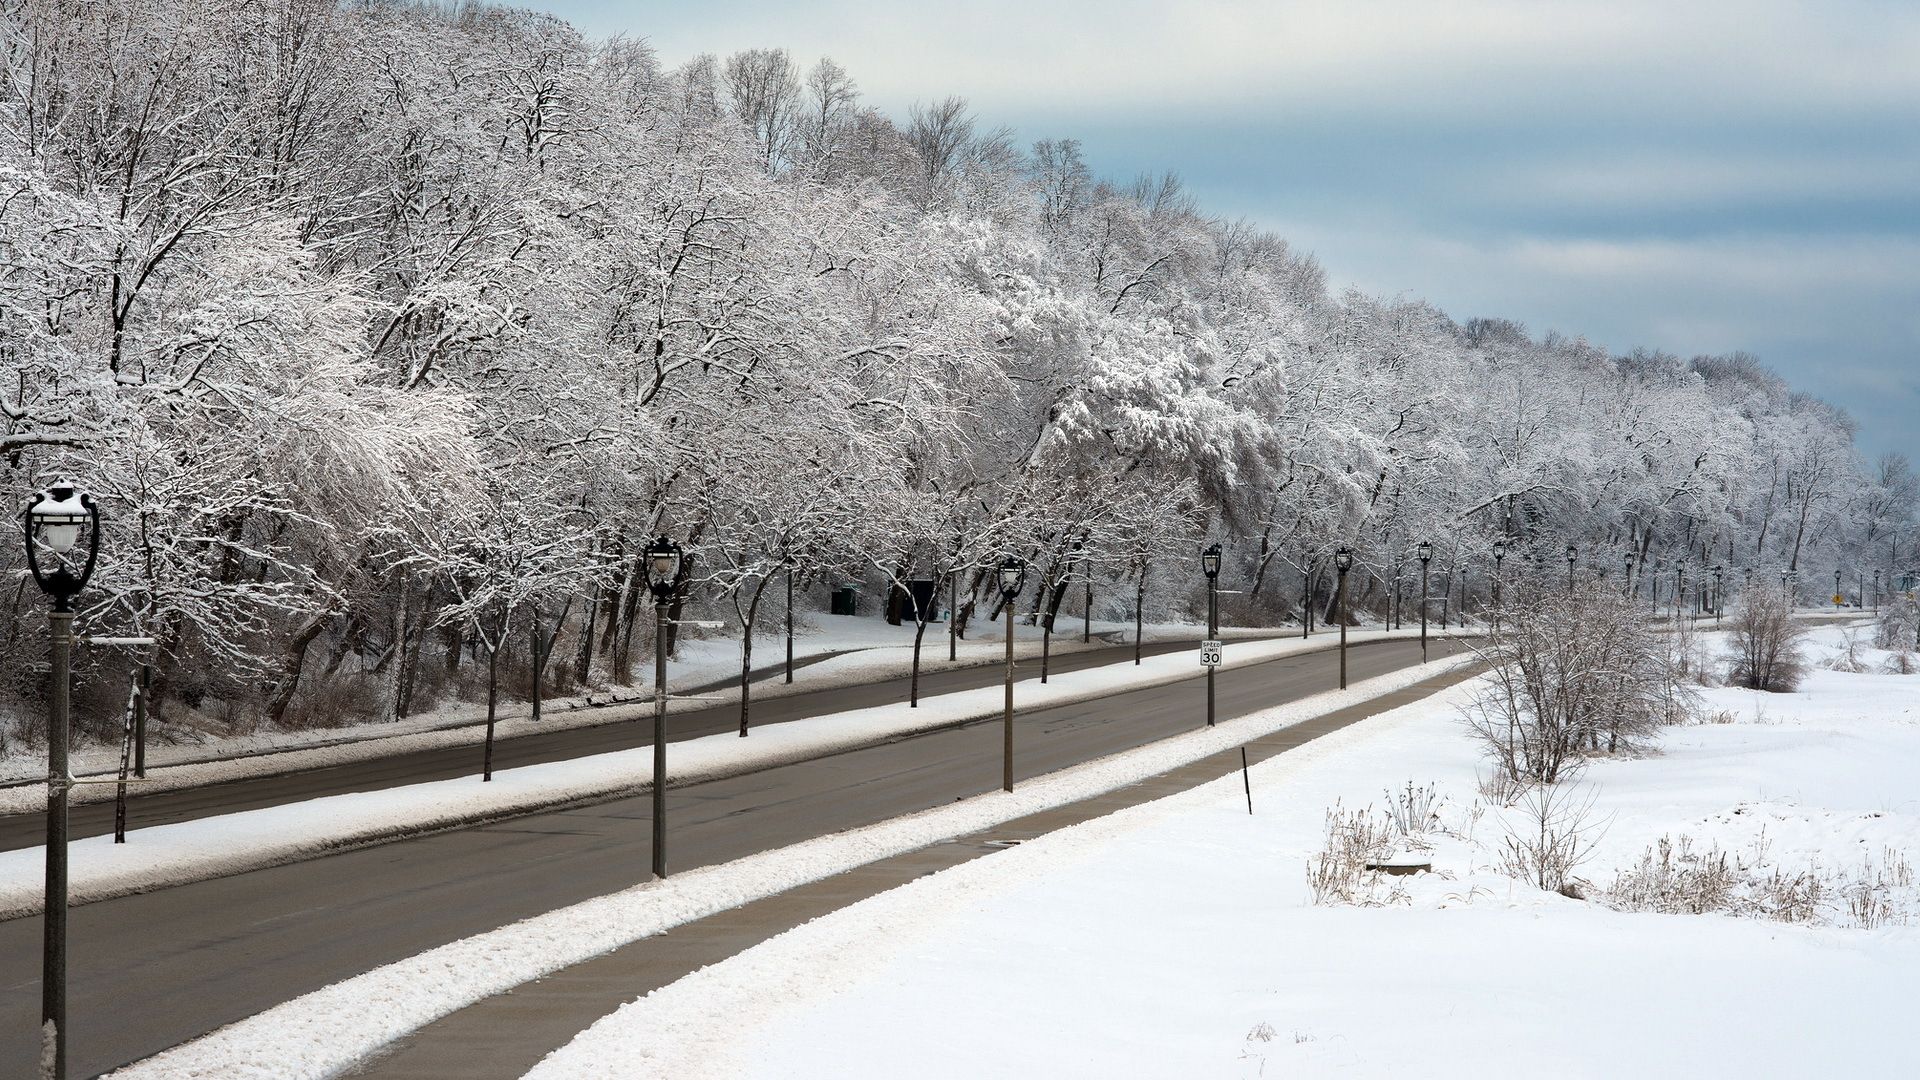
[591, 0, 1920, 122]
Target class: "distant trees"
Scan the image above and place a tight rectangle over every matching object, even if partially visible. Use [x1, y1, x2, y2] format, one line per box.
[0, 0, 1908, 742]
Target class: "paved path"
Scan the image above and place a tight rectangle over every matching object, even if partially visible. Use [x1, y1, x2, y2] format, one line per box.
[0, 637, 1462, 1078]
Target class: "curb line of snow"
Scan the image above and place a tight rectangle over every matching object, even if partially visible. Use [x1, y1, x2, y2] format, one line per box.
[107, 654, 1477, 1080]
[0, 630, 1468, 919]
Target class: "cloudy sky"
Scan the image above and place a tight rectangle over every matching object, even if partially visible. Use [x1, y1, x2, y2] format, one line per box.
[544, 0, 1918, 462]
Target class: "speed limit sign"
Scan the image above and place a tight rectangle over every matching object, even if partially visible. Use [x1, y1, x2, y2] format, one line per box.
[1200, 640, 1223, 667]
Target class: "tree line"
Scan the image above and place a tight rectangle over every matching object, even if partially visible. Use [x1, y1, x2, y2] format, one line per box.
[2, 0, 1912, 744]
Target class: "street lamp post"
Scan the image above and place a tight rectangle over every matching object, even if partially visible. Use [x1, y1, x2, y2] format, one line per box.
[1082, 548, 1092, 644]
[998, 559, 1023, 792]
[1202, 544, 1222, 726]
[1712, 566, 1725, 623]
[1334, 547, 1354, 689]
[1782, 571, 1792, 603]
[1873, 569, 1882, 613]
[1040, 568, 1055, 685]
[1566, 543, 1578, 594]
[1417, 541, 1432, 663]
[1835, 568, 1844, 608]
[1623, 550, 1635, 597]
[644, 536, 681, 880]
[1675, 564, 1686, 624]
[24, 481, 101, 1080]
[1491, 538, 1506, 609]
[784, 554, 795, 684]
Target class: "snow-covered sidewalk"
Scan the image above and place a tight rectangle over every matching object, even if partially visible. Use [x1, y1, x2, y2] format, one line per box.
[108, 652, 1478, 1078]
[528, 624, 1920, 1079]
[0, 627, 1458, 917]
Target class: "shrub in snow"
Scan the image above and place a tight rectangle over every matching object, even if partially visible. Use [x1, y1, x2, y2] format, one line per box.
[1385, 780, 1441, 839]
[1495, 782, 1605, 896]
[1606, 832, 1914, 928]
[1305, 802, 1405, 907]
[1463, 586, 1693, 785]
[1823, 630, 1874, 674]
[1724, 590, 1808, 692]
[1874, 596, 1919, 652]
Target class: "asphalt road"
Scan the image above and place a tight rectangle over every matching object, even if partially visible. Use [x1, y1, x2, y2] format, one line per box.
[0, 633, 1219, 852]
[0, 636, 1462, 1078]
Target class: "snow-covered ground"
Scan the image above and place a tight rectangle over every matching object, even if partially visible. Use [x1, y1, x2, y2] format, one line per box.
[529, 623, 1919, 1079]
[0, 626, 1459, 916]
[109, 654, 1478, 1079]
[0, 612, 1298, 806]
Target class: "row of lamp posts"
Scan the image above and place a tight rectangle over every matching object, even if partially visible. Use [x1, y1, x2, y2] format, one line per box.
[30, 485, 1902, 1079]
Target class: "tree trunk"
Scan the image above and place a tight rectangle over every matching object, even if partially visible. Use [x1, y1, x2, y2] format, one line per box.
[385, 574, 413, 721]
[265, 609, 332, 725]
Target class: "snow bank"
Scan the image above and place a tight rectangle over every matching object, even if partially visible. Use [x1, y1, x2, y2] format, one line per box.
[106, 656, 1475, 1079]
[535, 625, 1917, 1079]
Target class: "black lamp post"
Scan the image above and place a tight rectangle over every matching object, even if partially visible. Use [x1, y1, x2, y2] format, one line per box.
[1566, 543, 1578, 593]
[1081, 544, 1092, 644]
[998, 559, 1024, 792]
[1835, 568, 1844, 608]
[1334, 547, 1354, 689]
[1201, 544, 1222, 726]
[24, 481, 101, 1080]
[1781, 570, 1792, 603]
[1873, 569, 1882, 613]
[1492, 537, 1506, 609]
[1623, 550, 1635, 597]
[1417, 541, 1432, 662]
[1712, 566, 1725, 623]
[644, 535, 681, 880]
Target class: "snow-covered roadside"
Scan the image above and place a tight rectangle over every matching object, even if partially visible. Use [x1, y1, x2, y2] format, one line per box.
[530, 625, 1920, 1080]
[0, 628, 1462, 917]
[105, 655, 1476, 1080]
[0, 615, 1305, 812]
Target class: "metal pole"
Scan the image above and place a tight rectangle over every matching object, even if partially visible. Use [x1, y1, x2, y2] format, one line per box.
[1301, 561, 1311, 638]
[1133, 567, 1143, 666]
[44, 609, 71, 1080]
[1337, 568, 1349, 690]
[1207, 574, 1218, 727]
[1083, 556, 1091, 644]
[1040, 597, 1051, 685]
[134, 664, 149, 778]
[784, 567, 794, 684]
[1420, 563, 1429, 663]
[1240, 746, 1253, 814]
[1003, 601, 1015, 792]
[949, 570, 958, 662]
[651, 600, 668, 880]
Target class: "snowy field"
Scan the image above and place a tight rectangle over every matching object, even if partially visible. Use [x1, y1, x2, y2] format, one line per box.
[530, 623, 1920, 1079]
